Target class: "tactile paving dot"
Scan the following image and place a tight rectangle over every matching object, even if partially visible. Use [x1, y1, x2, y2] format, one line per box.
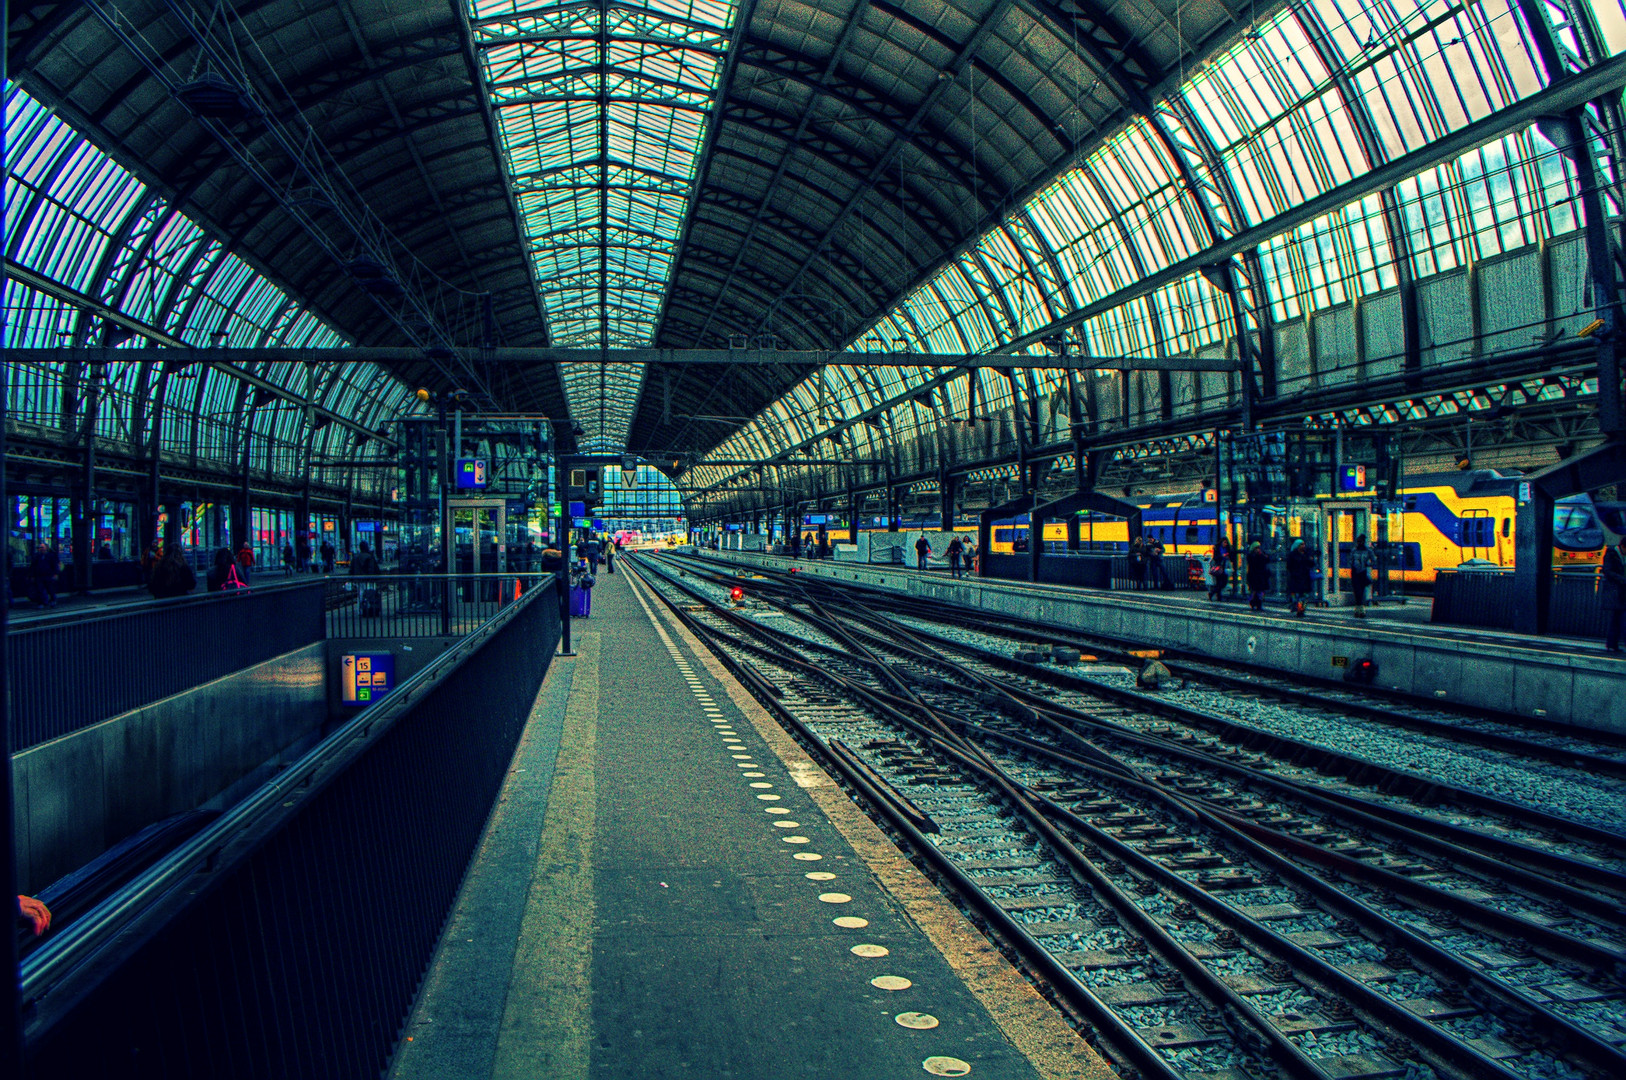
[771, 820, 800, 828]
[781, 835, 810, 844]
[792, 852, 822, 861]
[871, 975, 912, 991]
[804, 872, 836, 881]
[833, 916, 868, 928]
[755, 794, 781, 801]
[850, 943, 889, 958]
[922, 1056, 971, 1076]
[895, 1012, 939, 1030]
[818, 892, 852, 904]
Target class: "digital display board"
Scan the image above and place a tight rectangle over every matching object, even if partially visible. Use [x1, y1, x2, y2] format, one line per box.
[341, 652, 396, 706]
[802, 514, 829, 525]
[456, 458, 488, 489]
[569, 500, 586, 518]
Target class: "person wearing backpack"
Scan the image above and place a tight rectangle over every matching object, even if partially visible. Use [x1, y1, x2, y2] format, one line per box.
[208, 547, 248, 593]
[914, 534, 931, 571]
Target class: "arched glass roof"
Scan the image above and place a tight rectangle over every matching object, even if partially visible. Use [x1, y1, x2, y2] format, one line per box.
[468, 0, 740, 451]
[683, 0, 1619, 502]
[3, 84, 424, 492]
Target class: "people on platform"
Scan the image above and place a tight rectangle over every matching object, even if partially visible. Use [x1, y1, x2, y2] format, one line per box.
[816, 527, 831, 560]
[320, 539, 336, 574]
[31, 541, 59, 608]
[1208, 538, 1231, 601]
[790, 532, 802, 559]
[915, 535, 931, 571]
[98, 541, 115, 561]
[141, 540, 162, 585]
[802, 532, 814, 559]
[350, 542, 380, 576]
[1129, 536, 1146, 590]
[585, 534, 602, 573]
[209, 548, 238, 592]
[946, 534, 966, 579]
[296, 536, 312, 573]
[282, 542, 297, 576]
[236, 542, 255, 579]
[1149, 535, 1168, 589]
[148, 544, 196, 598]
[1287, 538, 1314, 617]
[1349, 534, 1374, 617]
[1603, 537, 1626, 653]
[1245, 541, 1269, 611]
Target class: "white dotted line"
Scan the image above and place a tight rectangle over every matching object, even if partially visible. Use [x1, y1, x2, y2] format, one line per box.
[624, 565, 965, 1075]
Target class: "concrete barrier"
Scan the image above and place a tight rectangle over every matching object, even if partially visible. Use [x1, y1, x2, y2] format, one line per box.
[13, 643, 327, 893]
[700, 549, 1624, 736]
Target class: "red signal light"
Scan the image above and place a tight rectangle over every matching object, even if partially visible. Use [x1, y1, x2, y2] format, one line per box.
[729, 585, 745, 602]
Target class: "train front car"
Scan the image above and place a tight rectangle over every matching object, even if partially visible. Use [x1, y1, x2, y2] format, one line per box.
[1553, 494, 1606, 569]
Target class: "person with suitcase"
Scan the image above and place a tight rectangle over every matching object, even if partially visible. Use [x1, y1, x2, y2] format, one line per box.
[570, 572, 595, 617]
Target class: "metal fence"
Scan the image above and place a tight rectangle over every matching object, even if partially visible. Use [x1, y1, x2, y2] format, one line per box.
[324, 572, 551, 638]
[20, 575, 562, 1079]
[7, 582, 326, 751]
[1111, 554, 1206, 591]
[1432, 569, 1607, 638]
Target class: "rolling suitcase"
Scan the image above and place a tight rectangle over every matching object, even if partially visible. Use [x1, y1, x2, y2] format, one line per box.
[569, 584, 591, 617]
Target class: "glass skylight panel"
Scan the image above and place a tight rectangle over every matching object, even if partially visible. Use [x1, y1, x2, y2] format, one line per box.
[469, 0, 736, 451]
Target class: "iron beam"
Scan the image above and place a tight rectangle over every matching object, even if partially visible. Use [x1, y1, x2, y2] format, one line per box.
[3, 347, 1241, 372]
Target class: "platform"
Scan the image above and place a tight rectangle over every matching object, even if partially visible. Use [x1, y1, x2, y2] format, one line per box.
[389, 568, 1102, 1079]
[697, 548, 1626, 736]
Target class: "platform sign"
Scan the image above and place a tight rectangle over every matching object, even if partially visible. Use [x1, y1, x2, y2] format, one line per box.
[569, 500, 586, 518]
[1518, 481, 1532, 503]
[1339, 464, 1369, 492]
[455, 458, 488, 489]
[592, 518, 605, 531]
[341, 652, 396, 707]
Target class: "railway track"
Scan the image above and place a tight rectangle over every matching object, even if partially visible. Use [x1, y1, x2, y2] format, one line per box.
[662, 550, 1626, 783]
[627, 552, 1626, 1080]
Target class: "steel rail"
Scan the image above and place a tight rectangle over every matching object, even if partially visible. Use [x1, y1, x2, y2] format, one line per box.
[629, 554, 1608, 1080]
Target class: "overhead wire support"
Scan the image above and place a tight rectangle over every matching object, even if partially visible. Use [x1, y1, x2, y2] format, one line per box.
[82, 0, 497, 401]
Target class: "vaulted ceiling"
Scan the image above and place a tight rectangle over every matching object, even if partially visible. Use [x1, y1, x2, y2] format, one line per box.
[7, 0, 1249, 456]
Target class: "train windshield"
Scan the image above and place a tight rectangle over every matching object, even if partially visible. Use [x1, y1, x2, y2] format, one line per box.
[1554, 497, 1605, 551]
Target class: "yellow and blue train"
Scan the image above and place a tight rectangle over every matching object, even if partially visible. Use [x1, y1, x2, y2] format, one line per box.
[972, 470, 1603, 583]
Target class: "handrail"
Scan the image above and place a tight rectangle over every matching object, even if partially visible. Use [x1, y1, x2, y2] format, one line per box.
[18, 573, 555, 1038]
[7, 577, 325, 634]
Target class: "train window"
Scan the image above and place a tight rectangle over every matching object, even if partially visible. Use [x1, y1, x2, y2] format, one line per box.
[1185, 526, 1199, 541]
[1501, 518, 1510, 537]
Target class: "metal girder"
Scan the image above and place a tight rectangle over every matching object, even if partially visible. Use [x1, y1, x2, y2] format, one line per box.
[8, 347, 1242, 371]
[748, 0, 1024, 333]
[1002, 49, 1626, 354]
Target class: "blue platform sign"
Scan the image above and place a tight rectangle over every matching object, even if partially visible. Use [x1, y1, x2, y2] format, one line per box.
[455, 458, 488, 489]
[1339, 464, 1369, 492]
[341, 652, 396, 706]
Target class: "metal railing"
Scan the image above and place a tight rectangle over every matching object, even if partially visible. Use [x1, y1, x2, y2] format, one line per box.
[7, 581, 326, 751]
[324, 572, 551, 638]
[1432, 568, 1607, 638]
[20, 574, 562, 1077]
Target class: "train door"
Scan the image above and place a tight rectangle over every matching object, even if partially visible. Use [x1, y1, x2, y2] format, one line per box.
[1320, 500, 1371, 605]
[1461, 509, 1495, 565]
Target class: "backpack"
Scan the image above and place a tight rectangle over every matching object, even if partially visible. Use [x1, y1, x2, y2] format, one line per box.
[221, 563, 250, 594]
